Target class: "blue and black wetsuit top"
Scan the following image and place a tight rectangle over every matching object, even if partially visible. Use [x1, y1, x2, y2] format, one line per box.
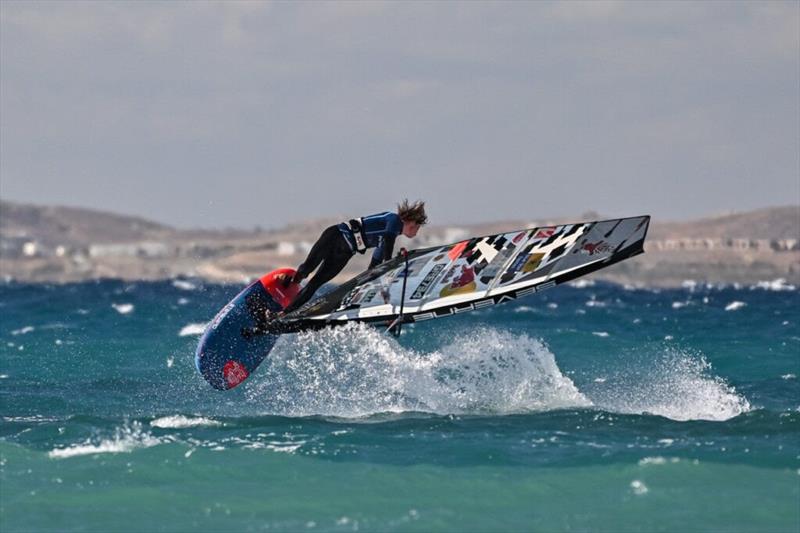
[339, 212, 403, 269]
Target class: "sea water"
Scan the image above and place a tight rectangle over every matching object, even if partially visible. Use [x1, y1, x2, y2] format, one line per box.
[0, 279, 798, 532]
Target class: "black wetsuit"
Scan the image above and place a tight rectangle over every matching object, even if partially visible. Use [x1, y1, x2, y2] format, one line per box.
[283, 212, 403, 314]
[283, 225, 353, 314]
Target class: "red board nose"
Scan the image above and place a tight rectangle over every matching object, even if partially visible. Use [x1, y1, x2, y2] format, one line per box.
[259, 268, 301, 309]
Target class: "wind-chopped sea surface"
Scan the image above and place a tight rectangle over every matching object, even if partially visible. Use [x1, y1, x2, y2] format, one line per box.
[1, 278, 798, 532]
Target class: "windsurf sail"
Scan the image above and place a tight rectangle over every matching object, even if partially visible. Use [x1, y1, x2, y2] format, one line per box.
[279, 215, 650, 333]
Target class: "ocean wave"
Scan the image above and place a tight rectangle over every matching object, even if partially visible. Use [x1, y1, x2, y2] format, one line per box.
[244, 323, 590, 418]
[112, 303, 134, 315]
[48, 421, 161, 459]
[172, 279, 198, 291]
[725, 301, 747, 311]
[179, 323, 207, 337]
[150, 415, 222, 428]
[751, 279, 796, 292]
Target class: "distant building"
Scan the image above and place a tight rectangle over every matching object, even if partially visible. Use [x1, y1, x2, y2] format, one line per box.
[88, 241, 169, 259]
[277, 242, 296, 256]
[23, 242, 38, 257]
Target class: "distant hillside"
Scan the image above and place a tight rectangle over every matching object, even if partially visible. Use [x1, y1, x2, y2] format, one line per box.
[0, 201, 261, 246]
[3, 200, 798, 246]
[0, 201, 174, 246]
[649, 206, 799, 241]
[1, 200, 798, 285]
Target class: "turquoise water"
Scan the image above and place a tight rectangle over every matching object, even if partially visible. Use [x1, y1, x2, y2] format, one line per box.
[1, 279, 798, 532]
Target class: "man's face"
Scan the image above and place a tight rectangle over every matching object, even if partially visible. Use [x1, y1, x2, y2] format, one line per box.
[402, 221, 421, 238]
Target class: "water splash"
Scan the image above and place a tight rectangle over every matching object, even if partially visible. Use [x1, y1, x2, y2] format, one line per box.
[244, 323, 589, 418]
[48, 421, 161, 459]
[150, 415, 222, 428]
[589, 346, 750, 421]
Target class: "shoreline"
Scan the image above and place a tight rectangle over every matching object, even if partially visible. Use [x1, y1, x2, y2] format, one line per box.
[2, 202, 798, 288]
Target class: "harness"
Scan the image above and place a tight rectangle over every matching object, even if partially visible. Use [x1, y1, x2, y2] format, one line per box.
[347, 218, 368, 254]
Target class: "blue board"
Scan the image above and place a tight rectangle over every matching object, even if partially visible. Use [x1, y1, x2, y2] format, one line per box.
[195, 271, 298, 390]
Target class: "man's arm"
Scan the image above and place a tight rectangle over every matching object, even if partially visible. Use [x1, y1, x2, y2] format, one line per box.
[369, 234, 397, 269]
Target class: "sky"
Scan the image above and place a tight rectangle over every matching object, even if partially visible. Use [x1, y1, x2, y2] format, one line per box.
[1, 1, 798, 229]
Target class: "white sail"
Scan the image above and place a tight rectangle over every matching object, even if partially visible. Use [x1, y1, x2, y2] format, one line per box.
[285, 216, 649, 330]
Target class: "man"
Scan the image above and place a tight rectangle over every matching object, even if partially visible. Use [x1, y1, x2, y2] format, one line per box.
[280, 199, 428, 315]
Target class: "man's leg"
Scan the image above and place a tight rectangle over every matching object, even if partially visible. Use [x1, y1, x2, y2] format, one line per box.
[293, 226, 340, 283]
[283, 250, 351, 314]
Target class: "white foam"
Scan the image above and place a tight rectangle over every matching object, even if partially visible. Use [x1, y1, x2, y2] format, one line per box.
[172, 280, 197, 291]
[591, 347, 750, 422]
[150, 415, 222, 428]
[671, 301, 689, 309]
[11, 326, 34, 335]
[781, 374, 796, 380]
[570, 279, 595, 288]
[630, 480, 649, 495]
[585, 299, 606, 307]
[179, 323, 207, 337]
[752, 278, 796, 292]
[725, 301, 746, 311]
[112, 303, 134, 315]
[48, 422, 160, 459]
[246, 323, 590, 417]
[266, 443, 302, 454]
[639, 456, 681, 466]
[592, 331, 610, 337]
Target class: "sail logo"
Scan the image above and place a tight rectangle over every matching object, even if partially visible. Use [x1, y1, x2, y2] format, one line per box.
[534, 227, 556, 239]
[411, 281, 555, 322]
[580, 241, 613, 255]
[411, 264, 445, 300]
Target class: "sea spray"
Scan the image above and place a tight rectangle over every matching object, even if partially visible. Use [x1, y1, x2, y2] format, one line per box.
[244, 323, 589, 417]
[587, 344, 751, 421]
[48, 420, 162, 459]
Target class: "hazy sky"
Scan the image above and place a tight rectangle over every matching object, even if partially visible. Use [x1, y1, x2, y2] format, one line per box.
[1, 1, 798, 229]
